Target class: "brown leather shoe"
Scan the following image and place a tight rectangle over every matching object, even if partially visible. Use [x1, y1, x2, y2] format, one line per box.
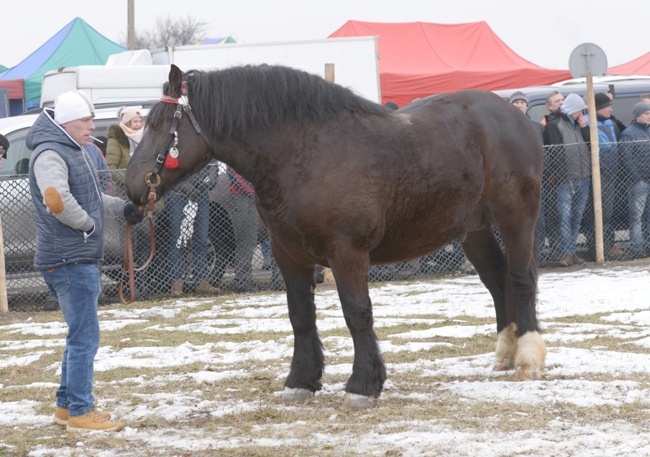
[171, 279, 184, 296]
[54, 406, 110, 426]
[557, 255, 574, 267]
[67, 409, 124, 432]
[571, 254, 586, 265]
[195, 278, 219, 294]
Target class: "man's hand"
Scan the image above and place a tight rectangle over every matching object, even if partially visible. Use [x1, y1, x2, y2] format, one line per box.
[123, 202, 145, 225]
[576, 113, 588, 128]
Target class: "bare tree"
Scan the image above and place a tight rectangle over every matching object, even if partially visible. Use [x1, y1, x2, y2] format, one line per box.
[121, 15, 209, 50]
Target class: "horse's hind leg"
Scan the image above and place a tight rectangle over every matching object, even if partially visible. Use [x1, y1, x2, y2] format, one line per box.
[329, 246, 386, 409]
[273, 247, 324, 402]
[461, 221, 545, 380]
[497, 217, 546, 381]
[461, 226, 517, 371]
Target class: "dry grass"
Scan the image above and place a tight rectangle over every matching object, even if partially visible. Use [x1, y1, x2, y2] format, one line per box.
[1, 281, 650, 457]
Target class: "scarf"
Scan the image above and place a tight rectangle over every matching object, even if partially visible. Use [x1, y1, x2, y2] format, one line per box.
[120, 122, 144, 156]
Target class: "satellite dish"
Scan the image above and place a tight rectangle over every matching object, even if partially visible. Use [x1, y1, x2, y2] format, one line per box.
[569, 43, 607, 78]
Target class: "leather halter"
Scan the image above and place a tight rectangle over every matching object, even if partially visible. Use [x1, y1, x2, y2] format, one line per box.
[143, 95, 213, 208]
[151, 94, 212, 177]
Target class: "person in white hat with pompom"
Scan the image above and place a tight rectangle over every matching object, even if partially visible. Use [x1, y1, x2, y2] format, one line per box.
[105, 106, 144, 169]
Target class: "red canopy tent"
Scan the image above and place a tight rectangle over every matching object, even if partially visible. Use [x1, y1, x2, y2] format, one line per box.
[0, 79, 25, 99]
[608, 53, 650, 75]
[0, 79, 25, 115]
[329, 20, 571, 107]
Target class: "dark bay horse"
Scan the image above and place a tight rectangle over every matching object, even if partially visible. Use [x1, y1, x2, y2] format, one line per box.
[125, 64, 546, 409]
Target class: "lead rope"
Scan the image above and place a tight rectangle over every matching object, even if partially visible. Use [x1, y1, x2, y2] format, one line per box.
[119, 182, 158, 304]
[119, 92, 213, 304]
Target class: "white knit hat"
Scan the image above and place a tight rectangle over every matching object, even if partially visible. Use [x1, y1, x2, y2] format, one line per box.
[54, 90, 95, 124]
[560, 93, 587, 116]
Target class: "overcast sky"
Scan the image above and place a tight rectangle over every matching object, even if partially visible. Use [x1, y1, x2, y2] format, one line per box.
[2, 0, 647, 71]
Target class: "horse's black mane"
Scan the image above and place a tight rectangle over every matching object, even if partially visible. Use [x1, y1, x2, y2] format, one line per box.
[148, 64, 389, 138]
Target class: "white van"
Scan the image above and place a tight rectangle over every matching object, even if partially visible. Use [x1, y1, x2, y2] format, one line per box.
[40, 65, 170, 108]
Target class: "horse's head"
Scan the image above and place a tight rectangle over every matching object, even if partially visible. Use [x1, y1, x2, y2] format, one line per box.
[125, 64, 213, 205]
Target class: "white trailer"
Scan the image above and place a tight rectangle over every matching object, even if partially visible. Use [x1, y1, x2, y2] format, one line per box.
[40, 65, 171, 108]
[40, 37, 381, 108]
[152, 37, 381, 103]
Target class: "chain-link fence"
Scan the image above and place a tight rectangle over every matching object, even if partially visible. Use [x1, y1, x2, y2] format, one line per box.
[540, 139, 649, 266]
[2, 142, 648, 311]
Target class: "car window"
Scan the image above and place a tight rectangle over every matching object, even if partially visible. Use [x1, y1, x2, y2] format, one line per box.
[0, 118, 119, 177]
[610, 96, 638, 127]
[0, 128, 32, 176]
[527, 104, 548, 123]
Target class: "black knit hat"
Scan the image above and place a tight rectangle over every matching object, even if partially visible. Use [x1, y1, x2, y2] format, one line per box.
[0, 134, 9, 157]
[594, 92, 612, 111]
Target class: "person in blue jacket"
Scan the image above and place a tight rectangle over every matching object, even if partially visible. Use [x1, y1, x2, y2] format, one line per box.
[26, 90, 145, 432]
[585, 92, 624, 260]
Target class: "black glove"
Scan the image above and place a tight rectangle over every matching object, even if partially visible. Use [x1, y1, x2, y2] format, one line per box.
[123, 202, 145, 225]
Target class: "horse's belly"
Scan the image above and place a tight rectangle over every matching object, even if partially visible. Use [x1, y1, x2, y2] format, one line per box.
[369, 224, 461, 264]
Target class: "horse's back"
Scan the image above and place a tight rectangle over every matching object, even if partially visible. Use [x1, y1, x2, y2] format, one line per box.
[402, 90, 543, 189]
[366, 90, 543, 259]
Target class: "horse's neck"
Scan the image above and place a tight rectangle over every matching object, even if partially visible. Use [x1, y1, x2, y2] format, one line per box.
[213, 138, 278, 190]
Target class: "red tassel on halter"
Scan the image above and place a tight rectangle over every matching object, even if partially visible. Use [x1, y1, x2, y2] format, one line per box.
[164, 146, 179, 169]
[164, 154, 179, 169]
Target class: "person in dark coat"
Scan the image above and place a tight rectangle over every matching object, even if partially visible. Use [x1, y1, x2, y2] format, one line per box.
[620, 102, 650, 258]
[545, 93, 591, 267]
[0, 133, 9, 171]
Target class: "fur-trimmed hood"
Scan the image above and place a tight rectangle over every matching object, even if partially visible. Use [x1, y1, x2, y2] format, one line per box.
[107, 124, 129, 148]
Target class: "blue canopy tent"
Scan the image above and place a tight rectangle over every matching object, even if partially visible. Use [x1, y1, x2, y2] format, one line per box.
[195, 36, 236, 45]
[0, 17, 124, 112]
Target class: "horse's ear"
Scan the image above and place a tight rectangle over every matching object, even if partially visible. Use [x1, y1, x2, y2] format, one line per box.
[181, 81, 188, 96]
[168, 64, 183, 98]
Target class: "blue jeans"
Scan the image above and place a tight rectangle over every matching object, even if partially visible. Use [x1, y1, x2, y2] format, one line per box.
[629, 180, 650, 256]
[43, 263, 101, 418]
[260, 239, 272, 263]
[167, 192, 211, 282]
[557, 177, 591, 256]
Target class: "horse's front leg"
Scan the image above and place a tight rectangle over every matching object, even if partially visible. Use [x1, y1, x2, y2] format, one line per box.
[329, 248, 386, 409]
[273, 247, 324, 403]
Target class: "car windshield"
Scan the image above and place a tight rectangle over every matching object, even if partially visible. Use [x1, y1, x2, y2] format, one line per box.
[0, 128, 32, 176]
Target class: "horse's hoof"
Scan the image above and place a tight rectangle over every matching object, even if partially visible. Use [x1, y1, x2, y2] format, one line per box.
[515, 365, 543, 381]
[492, 357, 513, 371]
[282, 387, 314, 403]
[341, 393, 378, 410]
[513, 331, 546, 381]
